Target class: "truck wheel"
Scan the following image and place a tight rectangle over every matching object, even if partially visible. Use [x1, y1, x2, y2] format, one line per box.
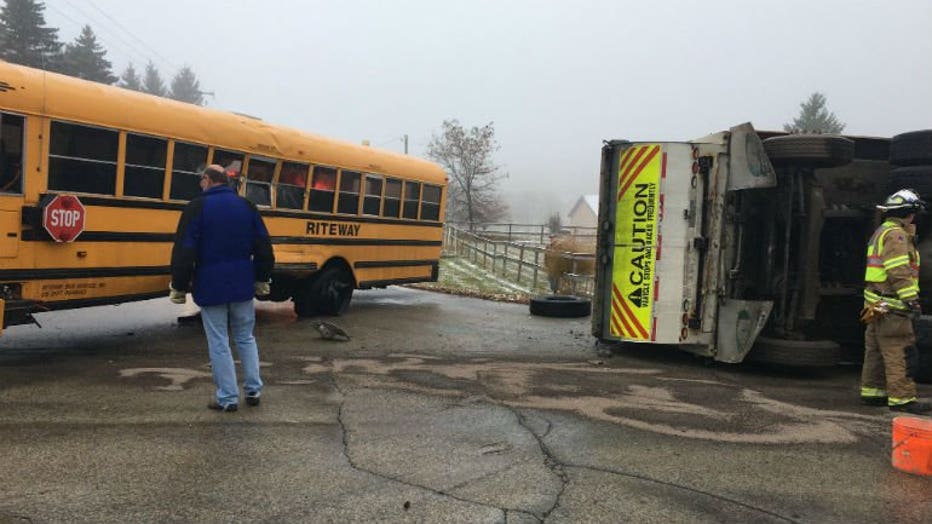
[529, 295, 591, 318]
[762, 135, 855, 168]
[890, 130, 932, 166]
[888, 166, 932, 198]
[913, 315, 932, 383]
[747, 336, 841, 367]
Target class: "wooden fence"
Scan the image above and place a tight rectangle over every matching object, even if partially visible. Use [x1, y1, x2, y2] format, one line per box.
[447, 222, 597, 246]
[443, 224, 596, 297]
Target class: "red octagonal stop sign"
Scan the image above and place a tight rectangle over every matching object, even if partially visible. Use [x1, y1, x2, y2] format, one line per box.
[42, 194, 86, 242]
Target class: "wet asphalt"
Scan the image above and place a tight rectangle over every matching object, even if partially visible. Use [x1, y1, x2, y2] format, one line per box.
[0, 287, 930, 523]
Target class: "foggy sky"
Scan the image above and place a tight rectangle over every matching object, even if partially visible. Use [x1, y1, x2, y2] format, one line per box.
[43, 0, 932, 222]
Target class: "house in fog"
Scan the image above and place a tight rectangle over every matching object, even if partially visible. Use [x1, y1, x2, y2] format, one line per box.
[567, 194, 598, 229]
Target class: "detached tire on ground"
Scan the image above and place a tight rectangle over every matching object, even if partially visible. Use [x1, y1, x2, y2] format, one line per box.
[747, 336, 841, 367]
[762, 135, 855, 168]
[529, 295, 591, 318]
[890, 130, 932, 166]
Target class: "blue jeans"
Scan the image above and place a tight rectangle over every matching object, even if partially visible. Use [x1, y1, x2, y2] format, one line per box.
[200, 300, 263, 406]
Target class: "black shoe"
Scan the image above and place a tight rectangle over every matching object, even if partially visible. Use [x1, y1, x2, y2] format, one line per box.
[889, 400, 932, 414]
[861, 396, 888, 407]
[207, 401, 238, 412]
[245, 392, 261, 407]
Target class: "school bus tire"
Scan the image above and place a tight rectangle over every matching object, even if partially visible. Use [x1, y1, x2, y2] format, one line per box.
[267, 276, 296, 302]
[309, 266, 354, 316]
[529, 294, 591, 318]
[293, 275, 321, 317]
[762, 135, 855, 168]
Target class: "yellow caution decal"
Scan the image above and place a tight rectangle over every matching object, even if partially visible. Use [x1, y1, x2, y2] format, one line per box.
[611, 144, 662, 341]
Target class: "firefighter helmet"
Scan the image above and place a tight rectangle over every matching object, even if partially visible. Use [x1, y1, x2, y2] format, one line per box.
[877, 188, 926, 213]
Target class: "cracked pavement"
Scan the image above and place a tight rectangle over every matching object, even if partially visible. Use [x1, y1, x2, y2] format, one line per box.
[0, 287, 930, 523]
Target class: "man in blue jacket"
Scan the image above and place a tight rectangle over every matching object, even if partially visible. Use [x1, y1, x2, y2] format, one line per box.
[170, 164, 275, 412]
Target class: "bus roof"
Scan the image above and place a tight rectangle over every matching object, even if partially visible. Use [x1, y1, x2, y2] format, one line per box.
[0, 60, 446, 185]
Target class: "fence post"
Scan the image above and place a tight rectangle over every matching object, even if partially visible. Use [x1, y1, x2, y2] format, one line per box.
[533, 248, 540, 290]
[539, 225, 545, 246]
[492, 241, 498, 273]
[502, 242, 508, 276]
[517, 244, 524, 284]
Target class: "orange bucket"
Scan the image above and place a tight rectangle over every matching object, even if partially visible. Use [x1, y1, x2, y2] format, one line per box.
[892, 416, 932, 476]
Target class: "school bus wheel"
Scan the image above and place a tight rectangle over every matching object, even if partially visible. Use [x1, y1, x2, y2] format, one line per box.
[293, 275, 320, 317]
[310, 266, 355, 316]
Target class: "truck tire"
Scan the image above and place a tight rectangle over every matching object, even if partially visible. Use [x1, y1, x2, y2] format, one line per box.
[890, 130, 932, 166]
[888, 166, 932, 199]
[913, 315, 932, 384]
[747, 336, 841, 367]
[762, 135, 855, 168]
[529, 295, 591, 318]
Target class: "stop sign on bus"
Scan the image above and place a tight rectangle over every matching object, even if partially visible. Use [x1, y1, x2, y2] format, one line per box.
[42, 194, 86, 242]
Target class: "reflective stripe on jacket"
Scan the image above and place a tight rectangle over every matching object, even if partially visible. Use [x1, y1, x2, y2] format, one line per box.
[863, 219, 920, 310]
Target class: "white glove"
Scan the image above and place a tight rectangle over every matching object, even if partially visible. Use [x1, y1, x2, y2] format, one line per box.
[255, 281, 271, 297]
[169, 286, 187, 304]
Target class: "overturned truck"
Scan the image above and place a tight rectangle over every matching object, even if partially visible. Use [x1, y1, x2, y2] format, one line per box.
[592, 123, 932, 376]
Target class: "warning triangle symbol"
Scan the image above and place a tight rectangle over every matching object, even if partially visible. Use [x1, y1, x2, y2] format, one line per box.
[627, 287, 643, 308]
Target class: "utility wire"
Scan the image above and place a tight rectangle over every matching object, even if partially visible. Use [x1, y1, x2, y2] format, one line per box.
[84, 0, 180, 73]
[46, 2, 150, 68]
[48, 4, 146, 68]
[56, 0, 178, 75]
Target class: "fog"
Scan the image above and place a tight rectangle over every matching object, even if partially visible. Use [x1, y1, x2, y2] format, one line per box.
[45, 0, 932, 222]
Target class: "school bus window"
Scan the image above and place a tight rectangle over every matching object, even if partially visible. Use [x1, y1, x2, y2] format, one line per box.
[309, 166, 336, 212]
[245, 156, 276, 206]
[337, 170, 361, 214]
[421, 184, 442, 221]
[0, 112, 25, 193]
[169, 141, 208, 201]
[124, 133, 167, 199]
[277, 161, 308, 210]
[48, 121, 118, 195]
[403, 181, 421, 219]
[363, 175, 383, 216]
[383, 178, 401, 218]
[213, 149, 244, 179]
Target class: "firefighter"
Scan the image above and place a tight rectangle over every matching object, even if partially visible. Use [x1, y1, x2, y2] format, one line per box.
[860, 188, 932, 414]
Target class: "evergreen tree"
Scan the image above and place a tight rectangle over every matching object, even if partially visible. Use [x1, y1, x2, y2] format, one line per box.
[783, 92, 845, 134]
[169, 65, 204, 105]
[0, 0, 63, 71]
[60, 25, 117, 84]
[141, 61, 167, 96]
[120, 63, 142, 91]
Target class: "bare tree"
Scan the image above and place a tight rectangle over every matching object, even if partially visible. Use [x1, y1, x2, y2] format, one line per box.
[426, 119, 508, 230]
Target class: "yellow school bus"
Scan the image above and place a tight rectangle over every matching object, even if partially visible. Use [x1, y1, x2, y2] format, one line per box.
[0, 61, 446, 332]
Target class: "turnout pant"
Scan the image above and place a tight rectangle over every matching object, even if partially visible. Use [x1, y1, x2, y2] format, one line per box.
[861, 313, 918, 405]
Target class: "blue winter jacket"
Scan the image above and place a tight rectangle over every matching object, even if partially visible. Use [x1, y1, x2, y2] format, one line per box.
[170, 185, 274, 307]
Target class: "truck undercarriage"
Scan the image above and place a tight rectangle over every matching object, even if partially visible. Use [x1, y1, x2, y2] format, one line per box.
[594, 124, 932, 377]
